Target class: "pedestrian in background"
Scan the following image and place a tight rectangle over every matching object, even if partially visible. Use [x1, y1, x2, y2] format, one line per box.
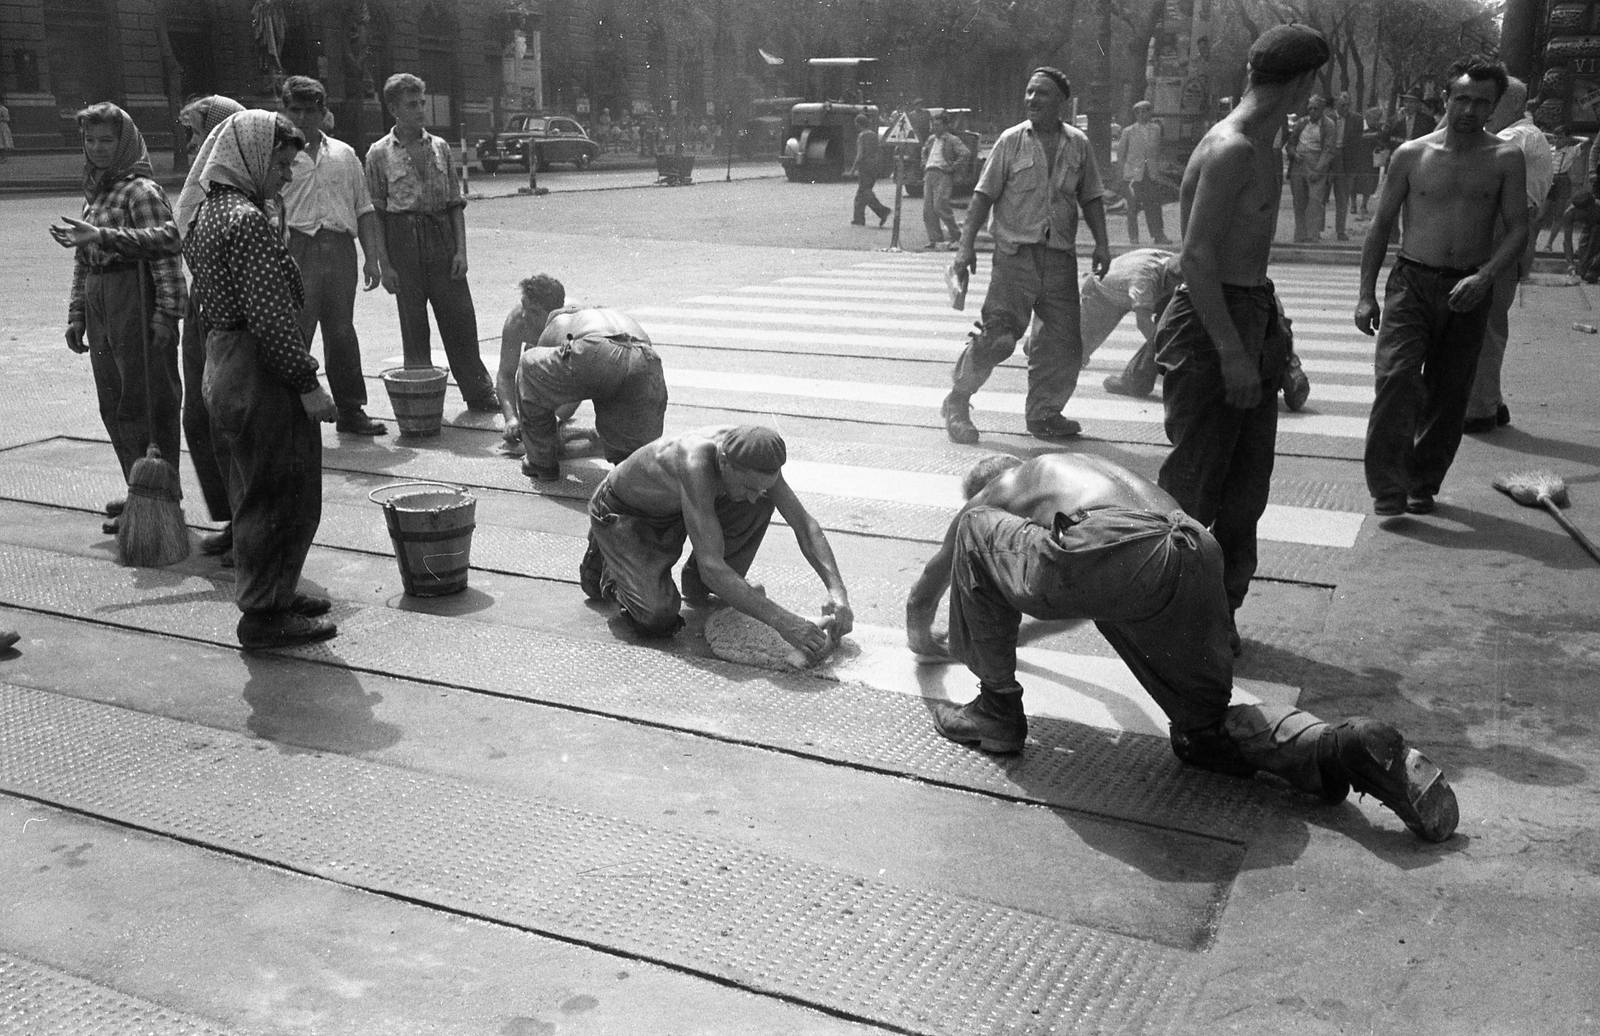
[1329, 92, 1363, 240]
[920, 112, 970, 250]
[1389, 92, 1436, 147]
[365, 73, 499, 411]
[1118, 100, 1169, 245]
[1288, 94, 1336, 242]
[183, 110, 341, 650]
[277, 75, 389, 436]
[1354, 106, 1386, 215]
[847, 113, 890, 227]
[1541, 125, 1585, 254]
[941, 67, 1111, 445]
[1465, 77, 1550, 435]
[62, 103, 187, 534]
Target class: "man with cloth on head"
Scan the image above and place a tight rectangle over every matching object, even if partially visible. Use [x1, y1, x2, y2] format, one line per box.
[905, 452, 1458, 844]
[1153, 23, 1330, 652]
[580, 425, 853, 663]
[184, 110, 342, 650]
[278, 75, 390, 436]
[942, 66, 1112, 445]
[1357, 57, 1527, 516]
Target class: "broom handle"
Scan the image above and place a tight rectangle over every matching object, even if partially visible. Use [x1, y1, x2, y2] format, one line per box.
[136, 258, 156, 457]
[1543, 497, 1600, 565]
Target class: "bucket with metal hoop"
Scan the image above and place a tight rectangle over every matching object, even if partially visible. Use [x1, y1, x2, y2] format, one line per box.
[380, 366, 449, 437]
[369, 481, 476, 596]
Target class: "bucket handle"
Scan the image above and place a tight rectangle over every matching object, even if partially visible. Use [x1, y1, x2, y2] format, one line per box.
[368, 480, 469, 508]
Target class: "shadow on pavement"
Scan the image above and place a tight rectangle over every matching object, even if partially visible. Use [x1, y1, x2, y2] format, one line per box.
[242, 649, 402, 756]
[1382, 503, 1598, 570]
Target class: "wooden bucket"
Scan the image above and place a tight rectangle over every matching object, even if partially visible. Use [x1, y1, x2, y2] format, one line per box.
[369, 481, 476, 596]
[380, 366, 449, 437]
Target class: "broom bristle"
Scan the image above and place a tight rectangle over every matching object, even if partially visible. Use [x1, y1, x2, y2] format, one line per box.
[1492, 469, 1570, 508]
[118, 446, 190, 567]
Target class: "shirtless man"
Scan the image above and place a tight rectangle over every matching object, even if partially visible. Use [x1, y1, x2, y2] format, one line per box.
[1153, 23, 1329, 648]
[905, 452, 1458, 843]
[495, 273, 567, 454]
[582, 425, 853, 661]
[1357, 57, 1526, 516]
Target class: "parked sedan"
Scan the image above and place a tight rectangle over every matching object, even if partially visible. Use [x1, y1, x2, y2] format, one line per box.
[476, 115, 600, 173]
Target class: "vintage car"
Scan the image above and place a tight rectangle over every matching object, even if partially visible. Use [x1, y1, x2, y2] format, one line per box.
[475, 114, 600, 173]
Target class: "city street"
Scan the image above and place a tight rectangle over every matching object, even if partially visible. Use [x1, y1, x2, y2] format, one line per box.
[2, 174, 1598, 1036]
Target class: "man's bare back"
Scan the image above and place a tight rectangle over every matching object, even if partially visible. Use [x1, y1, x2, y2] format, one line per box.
[1179, 117, 1283, 287]
[971, 453, 1180, 527]
[607, 425, 741, 514]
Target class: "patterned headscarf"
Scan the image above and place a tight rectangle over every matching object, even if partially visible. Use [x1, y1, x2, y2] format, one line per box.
[177, 95, 245, 152]
[174, 109, 283, 237]
[80, 103, 153, 200]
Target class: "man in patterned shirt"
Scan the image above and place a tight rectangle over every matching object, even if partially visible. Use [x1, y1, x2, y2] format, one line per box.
[184, 111, 342, 650]
[365, 73, 498, 411]
[62, 103, 187, 533]
[279, 75, 389, 436]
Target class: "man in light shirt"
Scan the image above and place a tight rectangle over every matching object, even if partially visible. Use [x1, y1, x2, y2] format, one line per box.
[1289, 94, 1336, 242]
[921, 112, 971, 249]
[1118, 100, 1169, 245]
[1464, 77, 1551, 434]
[279, 75, 388, 435]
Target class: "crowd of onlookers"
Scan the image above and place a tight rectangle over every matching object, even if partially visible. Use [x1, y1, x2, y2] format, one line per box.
[584, 106, 725, 156]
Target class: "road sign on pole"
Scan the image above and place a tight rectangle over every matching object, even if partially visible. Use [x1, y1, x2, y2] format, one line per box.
[883, 114, 917, 145]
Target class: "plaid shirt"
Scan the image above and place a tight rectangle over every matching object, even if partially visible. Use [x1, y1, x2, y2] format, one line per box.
[70, 173, 187, 324]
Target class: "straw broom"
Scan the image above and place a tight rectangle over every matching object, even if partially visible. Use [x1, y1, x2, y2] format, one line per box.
[1492, 469, 1600, 566]
[117, 260, 190, 567]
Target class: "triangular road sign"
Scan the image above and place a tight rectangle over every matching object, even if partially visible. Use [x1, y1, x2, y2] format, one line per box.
[884, 114, 918, 144]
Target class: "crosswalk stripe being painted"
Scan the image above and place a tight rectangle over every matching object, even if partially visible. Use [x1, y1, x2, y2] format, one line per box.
[657, 364, 1373, 441]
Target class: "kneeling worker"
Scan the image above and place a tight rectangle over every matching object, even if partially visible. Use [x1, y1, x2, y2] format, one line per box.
[905, 452, 1457, 842]
[513, 294, 667, 481]
[583, 425, 853, 662]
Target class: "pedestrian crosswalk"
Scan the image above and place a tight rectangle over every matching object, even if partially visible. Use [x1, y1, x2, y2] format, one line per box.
[349, 253, 1386, 733]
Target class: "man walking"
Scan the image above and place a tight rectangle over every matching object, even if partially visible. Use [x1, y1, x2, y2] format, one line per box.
[942, 67, 1111, 445]
[904, 452, 1458, 844]
[1154, 24, 1330, 649]
[365, 73, 498, 411]
[1289, 94, 1336, 242]
[1357, 57, 1527, 516]
[1118, 100, 1169, 245]
[279, 76, 388, 436]
[1464, 78, 1550, 434]
[920, 112, 970, 249]
[847, 113, 890, 227]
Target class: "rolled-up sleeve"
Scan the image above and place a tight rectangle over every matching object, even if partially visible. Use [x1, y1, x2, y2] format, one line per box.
[1074, 136, 1110, 207]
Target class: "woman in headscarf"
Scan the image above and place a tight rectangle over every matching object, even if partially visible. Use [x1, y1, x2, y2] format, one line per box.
[51, 95, 245, 551]
[183, 109, 341, 650]
[60, 103, 188, 533]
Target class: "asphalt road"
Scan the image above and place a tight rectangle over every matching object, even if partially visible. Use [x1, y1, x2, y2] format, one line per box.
[1, 179, 1598, 1036]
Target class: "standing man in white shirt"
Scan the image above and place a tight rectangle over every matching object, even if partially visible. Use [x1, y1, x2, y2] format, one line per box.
[279, 76, 388, 435]
[921, 112, 971, 250]
[1465, 77, 1552, 434]
[1118, 101, 1169, 245]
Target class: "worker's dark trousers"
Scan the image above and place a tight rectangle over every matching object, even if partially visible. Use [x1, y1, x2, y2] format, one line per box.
[382, 211, 496, 405]
[204, 328, 322, 615]
[180, 295, 231, 522]
[947, 505, 1331, 792]
[84, 265, 181, 480]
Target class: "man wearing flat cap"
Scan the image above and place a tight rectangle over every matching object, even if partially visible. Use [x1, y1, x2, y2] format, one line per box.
[580, 424, 854, 662]
[943, 66, 1113, 445]
[1152, 22, 1329, 653]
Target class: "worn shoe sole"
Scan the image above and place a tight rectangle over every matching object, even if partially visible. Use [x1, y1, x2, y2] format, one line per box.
[291, 593, 333, 618]
[238, 619, 338, 652]
[1405, 495, 1435, 515]
[929, 700, 1026, 754]
[1340, 721, 1459, 842]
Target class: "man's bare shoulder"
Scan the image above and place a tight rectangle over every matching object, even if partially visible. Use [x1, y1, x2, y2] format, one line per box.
[1190, 121, 1257, 169]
